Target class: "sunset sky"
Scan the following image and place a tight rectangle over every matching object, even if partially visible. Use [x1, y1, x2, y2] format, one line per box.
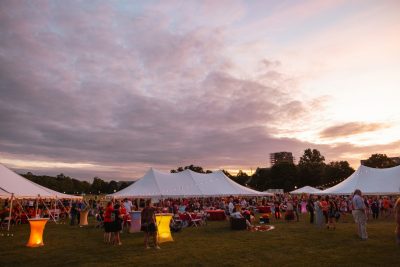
[1, 0, 399, 180]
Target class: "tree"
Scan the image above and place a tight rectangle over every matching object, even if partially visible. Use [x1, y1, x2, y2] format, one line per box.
[298, 148, 326, 187]
[171, 165, 212, 173]
[91, 177, 107, 194]
[248, 168, 271, 191]
[221, 169, 233, 178]
[108, 180, 119, 193]
[269, 162, 298, 191]
[231, 170, 249, 186]
[323, 161, 355, 186]
[362, 154, 398, 168]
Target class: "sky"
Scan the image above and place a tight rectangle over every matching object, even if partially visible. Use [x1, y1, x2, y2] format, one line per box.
[0, 0, 399, 181]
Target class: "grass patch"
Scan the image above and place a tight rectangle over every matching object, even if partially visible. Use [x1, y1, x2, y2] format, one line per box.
[0, 215, 399, 267]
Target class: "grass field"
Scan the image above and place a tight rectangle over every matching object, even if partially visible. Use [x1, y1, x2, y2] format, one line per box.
[1, 214, 399, 267]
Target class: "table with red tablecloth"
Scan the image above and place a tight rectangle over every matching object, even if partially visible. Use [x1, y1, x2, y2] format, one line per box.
[257, 206, 271, 213]
[205, 210, 226, 221]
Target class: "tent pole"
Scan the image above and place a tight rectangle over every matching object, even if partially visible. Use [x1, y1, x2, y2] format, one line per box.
[42, 200, 57, 223]
[35, 195, 39, 218]
[7, 194, 14, 231]
[16, 199, 29, 221]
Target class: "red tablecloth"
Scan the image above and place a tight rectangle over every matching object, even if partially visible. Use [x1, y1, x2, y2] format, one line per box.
[257, 206, 271, 213]
[206, 210, 226, 221]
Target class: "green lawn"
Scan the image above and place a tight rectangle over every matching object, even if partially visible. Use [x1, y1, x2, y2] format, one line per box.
[1, 215, 399, 267]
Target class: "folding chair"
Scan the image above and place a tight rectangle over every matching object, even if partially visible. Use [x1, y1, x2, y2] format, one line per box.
[189, 213, 202, 227]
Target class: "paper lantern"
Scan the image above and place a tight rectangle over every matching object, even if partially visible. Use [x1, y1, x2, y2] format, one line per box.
[26, 218, 49, 247]
[155, 213, 173, 243]
[79, 210, 89, 226]
[129, 211, 141, 233]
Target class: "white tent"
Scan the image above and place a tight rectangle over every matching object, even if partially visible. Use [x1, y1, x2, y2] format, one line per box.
[0, 164, 81, 199]
[109, 168, 272, 198]
[0, 188, 11, 199]
[290, 186, 322, 194]
[321, 165, 400, 195]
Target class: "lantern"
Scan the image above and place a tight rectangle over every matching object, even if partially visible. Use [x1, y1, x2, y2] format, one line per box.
[79, 210, 89, 226]
[129, 211, 141, 233]
[26, 218, 49, 247]
[155, 213, 173, 243]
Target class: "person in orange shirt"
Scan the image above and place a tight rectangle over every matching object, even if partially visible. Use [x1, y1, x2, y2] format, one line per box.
[382, 197, 390, 218]
[120, 204, 128, 233]
[320, 196, 329, 226]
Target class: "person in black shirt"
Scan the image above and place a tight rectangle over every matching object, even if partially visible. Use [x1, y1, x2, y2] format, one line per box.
[141, 200, 160, 249]
[307, 197, 315, 224]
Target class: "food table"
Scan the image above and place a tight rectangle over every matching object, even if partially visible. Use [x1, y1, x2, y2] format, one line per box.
[79, 210, 89, 226]
[155, 213, 173, 243]
[205, 210, 226, 221]
[129, 211, 141, 233]
[26, 218, 49, 247]
[257, 206, 271, 214]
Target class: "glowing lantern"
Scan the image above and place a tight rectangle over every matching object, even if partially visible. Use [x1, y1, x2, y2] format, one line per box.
[79, 210, 89, 226]
[26, 218, 49, 247]
[155, 213, 173, 243]
[129, 211, 141, 233]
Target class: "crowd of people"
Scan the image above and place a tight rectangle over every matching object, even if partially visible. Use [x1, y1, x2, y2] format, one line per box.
[1, 191, 400, 246]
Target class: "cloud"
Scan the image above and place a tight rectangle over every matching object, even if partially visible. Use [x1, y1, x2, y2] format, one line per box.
[320, 122, 389, 139]
[0, 1, 321, 179]
[1, 1, 397, 180]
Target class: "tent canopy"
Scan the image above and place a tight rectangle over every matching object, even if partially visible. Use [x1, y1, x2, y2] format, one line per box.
[109, 168, 272, 198]
[0, 164, 82, 199]
[321, 165, 400, 195]
[290, 186, 322, 194]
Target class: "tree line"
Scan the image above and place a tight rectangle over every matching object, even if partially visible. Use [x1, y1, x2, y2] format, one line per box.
[20, 150, 398, 194]
[22, 173, 133, 195]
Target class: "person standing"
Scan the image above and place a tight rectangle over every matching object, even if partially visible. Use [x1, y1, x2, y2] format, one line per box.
[394, 197, 400, 245]
[103, 202, 114, 244]
[320, 196, 329, 227]
[307, 196, 315, 224]
[327, 197, 338, 230]
[112, 203, 123, 245]
[352, 189, 368, 240]
[123, 198, 133, 213]
[69, 201, 78, 226]
[314, 196, 323, 228]
[371, 197, 380, 220]
[141, 200, 160, 249]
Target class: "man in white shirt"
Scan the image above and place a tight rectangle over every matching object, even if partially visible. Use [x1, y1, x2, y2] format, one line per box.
[352, 189, 368, 240]
[228, 198, 234, 215]
[123, 198, 133, 213]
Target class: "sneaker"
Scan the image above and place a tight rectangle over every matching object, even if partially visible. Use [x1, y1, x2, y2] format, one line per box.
[146, 246, 150, 249]
[155, 246, 161, 250]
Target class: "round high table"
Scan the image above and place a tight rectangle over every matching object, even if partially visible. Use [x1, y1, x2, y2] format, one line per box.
[26, 218, 49, 247]
[155, 213, 173, 243]
[129, 211, 141, 233]
[79, 210, 89, 226]
[205, 210, 226, 221]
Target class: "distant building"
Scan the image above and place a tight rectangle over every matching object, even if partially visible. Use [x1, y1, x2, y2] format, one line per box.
[270, 152, 295, 166]
[361, 156, 400, 166]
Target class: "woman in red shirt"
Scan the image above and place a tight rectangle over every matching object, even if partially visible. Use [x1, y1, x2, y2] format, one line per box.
[103, 202, 114, 244]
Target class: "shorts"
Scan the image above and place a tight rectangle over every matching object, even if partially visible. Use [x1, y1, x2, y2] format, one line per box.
[141, 222, 157, 233]
[104, 222, 112, 233]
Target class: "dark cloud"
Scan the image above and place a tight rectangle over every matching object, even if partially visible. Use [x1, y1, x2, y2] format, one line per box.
[0, 1, 354, 180]
[320, 122, 389, 139]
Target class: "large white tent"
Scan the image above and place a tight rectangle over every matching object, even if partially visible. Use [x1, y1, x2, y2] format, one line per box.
[0, 164, 81, 199]
[109, 168, 272, 198]
[321, 165, 400, 195]
[290, 186, 322, 194]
